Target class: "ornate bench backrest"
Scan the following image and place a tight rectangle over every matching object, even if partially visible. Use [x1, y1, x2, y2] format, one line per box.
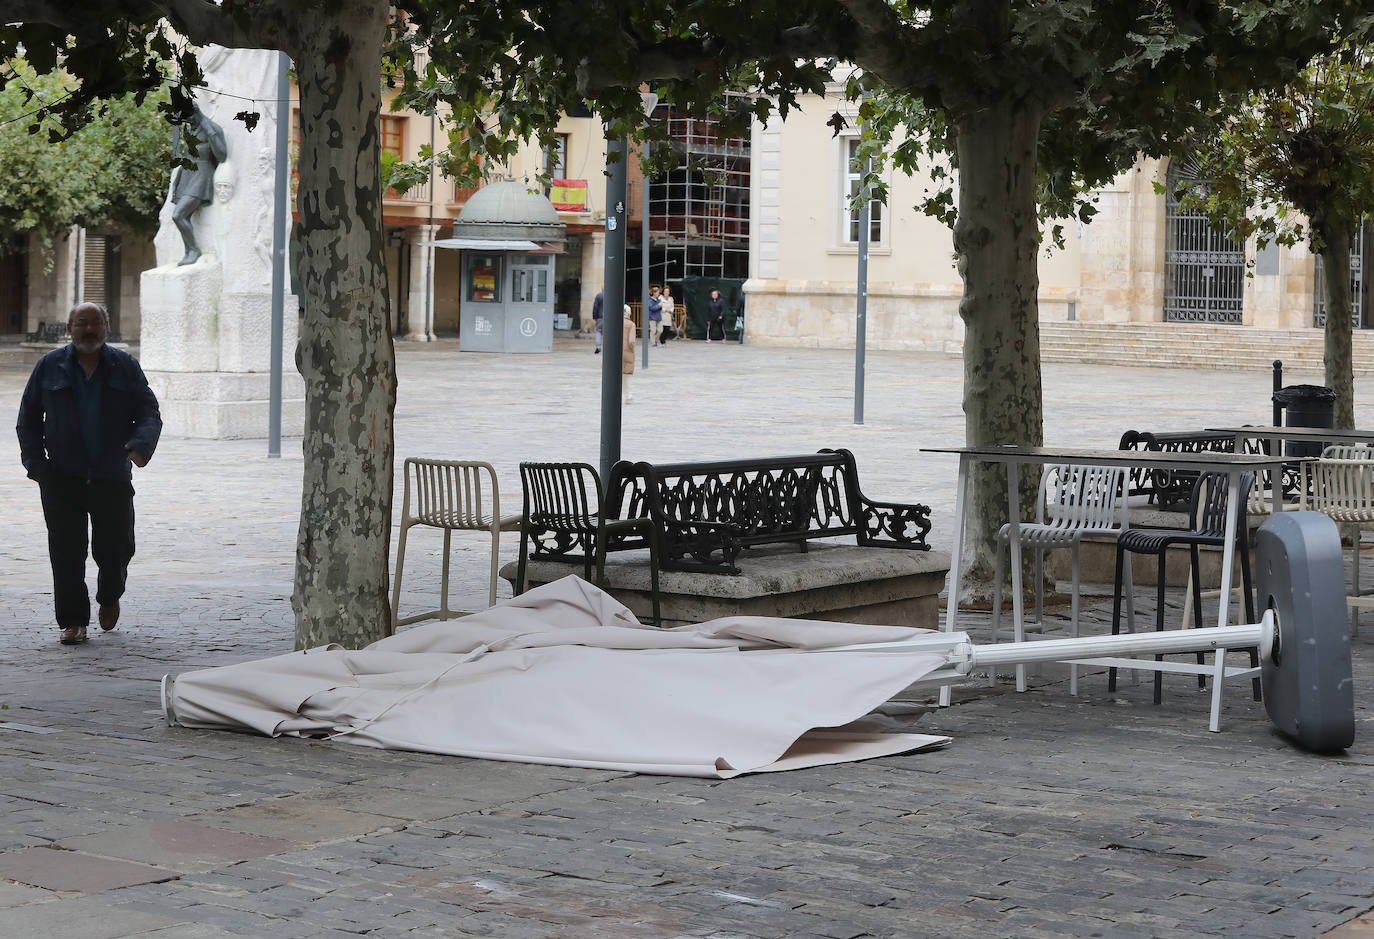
[1118, 430, 1261, 509]
[613, 452, 860, 546]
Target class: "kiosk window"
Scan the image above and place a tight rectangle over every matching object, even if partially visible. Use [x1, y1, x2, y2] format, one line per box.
[467, 255, 502, 302]
[512, 266, 548, 303]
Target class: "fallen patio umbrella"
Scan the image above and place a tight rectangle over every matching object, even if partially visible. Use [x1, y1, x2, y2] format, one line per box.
[162, 575, 953, 778]
[163, 513, 1356, 770]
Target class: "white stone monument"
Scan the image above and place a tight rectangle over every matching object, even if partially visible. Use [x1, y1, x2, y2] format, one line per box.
[139, 45, 303, 439]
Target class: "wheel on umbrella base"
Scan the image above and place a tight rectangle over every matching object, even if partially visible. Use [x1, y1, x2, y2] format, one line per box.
[1255, 511, 1355, 753]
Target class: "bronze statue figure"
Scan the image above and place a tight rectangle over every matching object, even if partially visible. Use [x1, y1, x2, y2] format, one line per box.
[171, 107, 228, 266]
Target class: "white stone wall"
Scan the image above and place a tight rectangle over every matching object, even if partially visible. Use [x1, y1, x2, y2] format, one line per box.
[742, 278, 1078, 354]
[1076, 156, 1320, 328]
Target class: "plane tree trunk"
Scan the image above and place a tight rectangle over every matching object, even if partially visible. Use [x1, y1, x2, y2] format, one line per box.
[1314, 217, 1356, 430]
[952, 98, 1046, 600]
[278, 0, 397, 648]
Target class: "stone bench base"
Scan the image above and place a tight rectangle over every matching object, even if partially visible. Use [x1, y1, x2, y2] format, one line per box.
[501, 543, 952, 630]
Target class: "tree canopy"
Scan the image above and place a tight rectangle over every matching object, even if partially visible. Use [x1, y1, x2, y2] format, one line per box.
[1182, 42, 1374, 427]
[2, 0, 1369, 641]
[0, 59, 170, 252]
[811, 0, 1369, 591]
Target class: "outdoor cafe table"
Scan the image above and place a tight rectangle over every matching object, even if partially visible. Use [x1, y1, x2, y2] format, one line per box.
[1208, 425, 1374, 458]
[923, 446, 1291, 723]
[1209, 426, 1374, 509]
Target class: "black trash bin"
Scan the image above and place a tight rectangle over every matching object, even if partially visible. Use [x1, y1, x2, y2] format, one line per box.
[1273, 384, 1336, 457]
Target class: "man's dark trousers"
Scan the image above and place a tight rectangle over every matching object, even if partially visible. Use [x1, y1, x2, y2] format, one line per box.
[39, 473, 135, 628]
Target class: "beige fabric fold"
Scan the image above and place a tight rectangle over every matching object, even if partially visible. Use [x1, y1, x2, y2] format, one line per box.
[166, 576, 951, 777]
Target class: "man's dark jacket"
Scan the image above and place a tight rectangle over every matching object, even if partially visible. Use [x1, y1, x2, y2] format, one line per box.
[17, 343, 162, 483]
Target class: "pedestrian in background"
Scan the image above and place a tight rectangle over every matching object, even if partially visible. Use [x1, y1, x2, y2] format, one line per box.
[16, 301, 162, 645]
[621, 304, 636, 404]
[646, 285, 663, 347]
[592, 285, 605, 353]
[706, 288, 727, 342]
[658, 285, 675, 345]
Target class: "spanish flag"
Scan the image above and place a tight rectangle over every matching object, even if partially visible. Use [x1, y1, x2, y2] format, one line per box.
[551, 179, 588, 212]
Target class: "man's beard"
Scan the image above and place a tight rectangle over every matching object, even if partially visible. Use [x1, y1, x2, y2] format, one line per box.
[73, 338, 104, 354]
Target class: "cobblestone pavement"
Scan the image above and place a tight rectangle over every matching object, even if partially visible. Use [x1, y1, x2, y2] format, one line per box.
[0, 337, 1370, 938]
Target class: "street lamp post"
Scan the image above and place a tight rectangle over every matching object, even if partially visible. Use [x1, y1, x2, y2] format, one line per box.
[600, 92, 659, 483]
[640, 133, 651, 369]
[268, 51, 290, 458]
[855, 151, 870, 426]
[639, 94, 658, 369]
[599, 136, 628, 483]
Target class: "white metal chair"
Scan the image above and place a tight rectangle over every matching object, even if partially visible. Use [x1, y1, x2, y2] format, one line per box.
[390, 458, 522, 632]
[1300, 444, 1374, 633]
[990, 463, 1131, 694]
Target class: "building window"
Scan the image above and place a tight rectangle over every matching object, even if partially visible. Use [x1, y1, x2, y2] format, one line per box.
[543, 133, 569, 193]
[380, 115, 406, 158]
[843, 138, 884, 245]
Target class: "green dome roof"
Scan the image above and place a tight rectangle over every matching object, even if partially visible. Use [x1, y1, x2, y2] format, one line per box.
[453, 180, 565, 242]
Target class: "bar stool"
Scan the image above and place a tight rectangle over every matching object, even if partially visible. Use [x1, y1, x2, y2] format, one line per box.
[1109, 471, 1257, 704]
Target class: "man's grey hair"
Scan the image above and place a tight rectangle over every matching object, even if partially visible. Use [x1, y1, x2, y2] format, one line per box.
[67, 302, 110, 325]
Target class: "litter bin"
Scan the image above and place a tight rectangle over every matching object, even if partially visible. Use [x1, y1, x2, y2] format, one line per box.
[1273, 384, 1336, 458]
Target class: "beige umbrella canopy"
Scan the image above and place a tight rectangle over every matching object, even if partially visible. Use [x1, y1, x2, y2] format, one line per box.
[164, 577, 950, 778]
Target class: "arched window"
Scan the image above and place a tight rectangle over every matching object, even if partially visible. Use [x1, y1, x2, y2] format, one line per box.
[1163, 157, 1245, 324]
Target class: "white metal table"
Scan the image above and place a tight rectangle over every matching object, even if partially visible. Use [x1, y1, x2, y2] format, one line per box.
[924, 445, 1292, 728]
[1210, 427, 1374, 509]
[1209, 425, 1374, 457]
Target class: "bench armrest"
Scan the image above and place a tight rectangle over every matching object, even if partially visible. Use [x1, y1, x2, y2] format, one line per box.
[856, 497, 932, 549]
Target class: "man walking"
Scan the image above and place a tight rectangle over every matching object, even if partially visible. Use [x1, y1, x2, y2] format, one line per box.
[17, 302, 162, 645]
[592, 285, 605, 353]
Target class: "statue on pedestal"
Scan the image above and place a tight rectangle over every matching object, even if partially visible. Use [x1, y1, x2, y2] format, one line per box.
[171, 107, 228, 266]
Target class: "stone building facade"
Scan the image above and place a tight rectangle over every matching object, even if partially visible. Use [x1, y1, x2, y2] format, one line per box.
[742, 85, 1352, 353]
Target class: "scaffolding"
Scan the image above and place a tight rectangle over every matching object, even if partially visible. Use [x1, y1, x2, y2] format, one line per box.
[632, 105, 750, 296]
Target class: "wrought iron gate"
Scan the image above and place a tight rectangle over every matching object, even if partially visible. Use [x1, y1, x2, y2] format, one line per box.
[1313, 222, 1366, 328]
[1163, 160, 1245, 324]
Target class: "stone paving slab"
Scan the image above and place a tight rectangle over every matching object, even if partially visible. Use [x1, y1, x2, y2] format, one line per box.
[0, 340, 1371, 936]
[58, 820, 302, 875]
[0, 845, 178, 892]
[0, 894, 192, 938]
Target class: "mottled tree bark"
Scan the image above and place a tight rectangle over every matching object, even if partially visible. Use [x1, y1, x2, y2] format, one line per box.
[1315, 219, 1356, 430]
[282, 0, 397, 648]
[952, 100, 1046, 600]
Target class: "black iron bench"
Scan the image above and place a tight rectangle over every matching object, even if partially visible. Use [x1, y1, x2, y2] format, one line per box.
[1118, 430, 1286, 509]
[601, 448, 932, 574]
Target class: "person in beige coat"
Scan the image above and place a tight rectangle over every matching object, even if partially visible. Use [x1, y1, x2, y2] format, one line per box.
[621, 305, 636, 403]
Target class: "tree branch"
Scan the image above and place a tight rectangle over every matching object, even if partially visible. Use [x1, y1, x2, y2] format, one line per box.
[0, 0, 261, 50]
[835, 0, 934, 90]
[151, 0, 260, 48]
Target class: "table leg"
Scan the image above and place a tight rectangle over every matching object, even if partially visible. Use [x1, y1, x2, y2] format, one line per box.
[1269, 439, 1282, 514]
[939, 453, 971, 708]
[1208, 469, 1242, 731]
[1217, 471, 1239, 628]
[1007, 460, 1026, 692]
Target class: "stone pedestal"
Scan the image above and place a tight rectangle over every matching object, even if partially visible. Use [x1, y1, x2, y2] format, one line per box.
[503, 543, 951, 630]
[140, 260, 303, 440]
